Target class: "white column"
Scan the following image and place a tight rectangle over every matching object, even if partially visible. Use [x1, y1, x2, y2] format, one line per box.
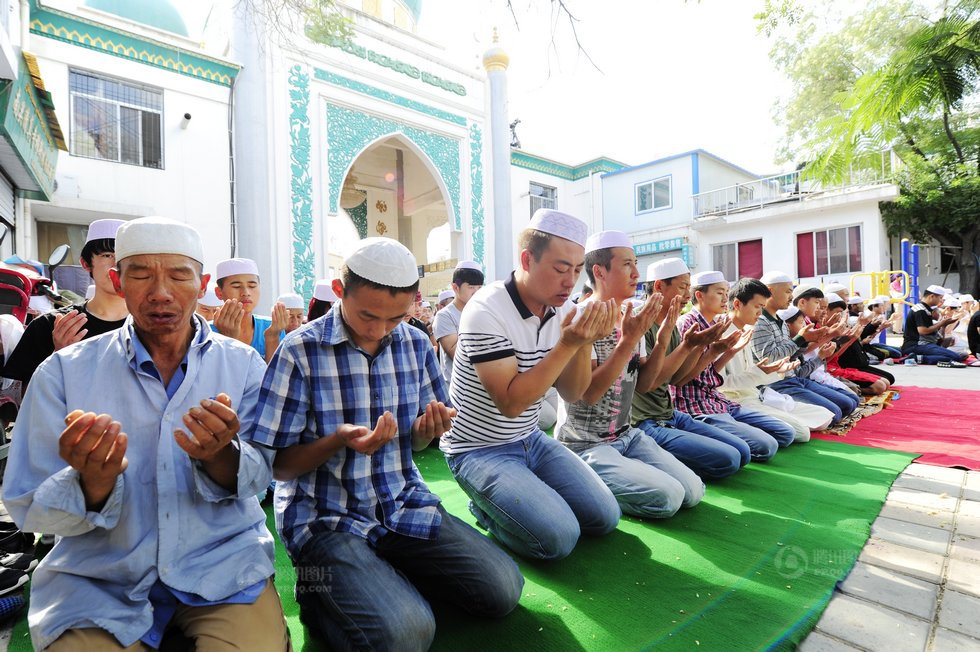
[483, 36, 512, 280]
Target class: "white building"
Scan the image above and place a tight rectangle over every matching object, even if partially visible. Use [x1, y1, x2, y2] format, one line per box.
[601, 148, 900, 298]
[22, 0, 239, 294]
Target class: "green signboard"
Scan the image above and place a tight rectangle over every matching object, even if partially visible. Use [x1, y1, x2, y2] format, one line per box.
[0, 56, 59, 201]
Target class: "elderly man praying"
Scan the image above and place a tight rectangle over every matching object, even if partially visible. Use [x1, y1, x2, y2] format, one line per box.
[3, 216, 289, 651]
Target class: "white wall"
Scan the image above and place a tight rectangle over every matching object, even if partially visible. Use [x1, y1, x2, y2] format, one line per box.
[600, 154, 695, 235]
[694, 186, 897, 299]
[28, 36, 233, 268]
[697, 154, 757, 193]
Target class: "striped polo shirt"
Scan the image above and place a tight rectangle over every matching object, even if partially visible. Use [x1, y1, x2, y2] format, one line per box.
[440, 272, 574, 455]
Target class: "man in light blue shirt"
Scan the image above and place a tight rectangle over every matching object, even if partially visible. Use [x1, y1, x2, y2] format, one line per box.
[2, 217, 289, 650]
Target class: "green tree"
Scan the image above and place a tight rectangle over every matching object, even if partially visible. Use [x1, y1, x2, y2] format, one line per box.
[762, 2, 980, 294]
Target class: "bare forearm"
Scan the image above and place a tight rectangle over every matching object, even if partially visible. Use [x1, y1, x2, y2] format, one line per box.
[582, 340, 639, 404]
[675, 349, 717, 388]
[651, 343, 693, 388]
[273, 434, 345, 480]
[636, 344, 665, 393]
[555, 345, 593, 403]
[200, 445, 241, 491]
[670, 346, 704, 385]
[496, 342, 580, 417]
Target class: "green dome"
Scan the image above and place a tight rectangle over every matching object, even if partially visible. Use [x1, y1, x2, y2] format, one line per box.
[85, 0, 189, 37]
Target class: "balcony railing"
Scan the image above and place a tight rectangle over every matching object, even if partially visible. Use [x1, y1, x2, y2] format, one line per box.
[692, 151, 898, 218]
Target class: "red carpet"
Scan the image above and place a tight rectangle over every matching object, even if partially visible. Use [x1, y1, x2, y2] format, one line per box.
[812, 386, 980, 470]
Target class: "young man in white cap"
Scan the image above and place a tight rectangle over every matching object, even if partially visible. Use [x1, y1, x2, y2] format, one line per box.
[442, 209, 622, 561]
[753, 272, 859, 423]
[673, 272, 793, 460]
[195, 285, 223, 322]
[251, 237, 522, 650]
[3, 216, 289, 650]
[824, 282, 849, 303]
[431, 260, 484, 383]
[863, 296, 904, 362]
[211, 257, 288, 363]
[631, 258, 750, 480]
[2, 219, 128, 389]
[276, 292, 306, 334]
[436, 288, 455, 311]
[558, 231, 704, 519]
[306, 279, 338, 322]
[902, 285, 969, 366]
[720, 279, 833, 441]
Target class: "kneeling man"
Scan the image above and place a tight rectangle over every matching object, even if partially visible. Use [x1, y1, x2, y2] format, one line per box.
[3, 217, 288, 650]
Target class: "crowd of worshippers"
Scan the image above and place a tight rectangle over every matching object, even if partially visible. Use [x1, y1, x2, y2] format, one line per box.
[0, 210, 978, 651]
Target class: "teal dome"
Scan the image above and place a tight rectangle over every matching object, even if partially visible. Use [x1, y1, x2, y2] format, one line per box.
[401, 0, 422, 21]
[85, 0, 189, 37]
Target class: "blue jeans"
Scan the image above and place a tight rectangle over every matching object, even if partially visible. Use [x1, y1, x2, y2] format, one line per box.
[697, 406, 790, 461]
[635, 410, 748, 480]
[294, 504, 523, 651]
[911, 342, 965, 364]
[771, 377, 857, 424]
[446, 431, 621, 560]
[577, 429, 705, 519]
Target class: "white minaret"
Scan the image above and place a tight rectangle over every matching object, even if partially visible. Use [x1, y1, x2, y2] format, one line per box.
[483, 30, 512, 280]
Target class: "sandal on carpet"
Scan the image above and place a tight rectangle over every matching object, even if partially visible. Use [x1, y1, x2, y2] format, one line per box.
[936, 361, 966, 368]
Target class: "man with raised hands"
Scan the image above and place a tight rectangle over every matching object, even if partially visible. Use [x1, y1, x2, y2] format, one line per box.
[3, 216, 288, 650]
[558, 231, 704, 519]
[211, 257, 287, 363]
[675, 271, 795, 461]
[753, 271, 858, 424]
[631, 258, 751, 480]
[251, 237, 522, 651]
[441, 209, 622, 561]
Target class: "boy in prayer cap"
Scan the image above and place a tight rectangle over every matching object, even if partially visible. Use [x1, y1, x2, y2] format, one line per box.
[752, 272, 858, 423]
[436, 288, 454, 311]
[557, 231, 704, 519]
[3, 219, 129, 389]
[441, 209, 622, 560]
[251, 238, 523, 649]
[631, 258, 750, 480]
[196, 285, 223, 321]
[3, 216, 289, 650]
[431, 260, 484, 383]
[719, 279, 833, 442]
[902, 285, 969, 366]
[275, 292, 306, 334]
[674, 272, 795, 459]
[211, 258, 287, 363]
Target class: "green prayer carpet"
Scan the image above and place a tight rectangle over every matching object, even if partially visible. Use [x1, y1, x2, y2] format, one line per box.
[8, 439, 914, 651]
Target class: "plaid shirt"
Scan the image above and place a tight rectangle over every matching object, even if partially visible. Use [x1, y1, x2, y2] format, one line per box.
[672, 310, 736, 416]
[751, 310, 819, 378]
[250, 305, 448, 559]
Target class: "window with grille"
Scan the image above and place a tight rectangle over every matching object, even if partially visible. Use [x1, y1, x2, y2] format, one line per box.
[529, 182, 557, 217]
[69, 70, 163, 169]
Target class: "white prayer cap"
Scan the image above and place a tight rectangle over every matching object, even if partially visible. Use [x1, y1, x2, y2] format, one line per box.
[960, 294, 975, 302]
[925, 284, 950, 295]
[84, 284, 95, 300]
[455, 260, 482, 271]
[847, 296, 865, 305]
[85, 218, 125, 243]
[792, 284, 819, 300]
[277, 292, 305, 310]
[421, 301, 431, 308]
[438, 289, 455, 302]
[584, 230, 631, 254]
[867, 295, 889, 306]
[647, 257, 690, 282]
[199, 286, 223, 307]
[691, 270, 728, 287]
[115, 216, 204, 264]
[824, 282, 848, 294]
[945, 297, 962, 308]
[527, 209, 588, 248]
[825, 293, 845, 305]
[346, 237, 418, 287]
[313, 279, 338, 302]
[216, 258, 260, 281]
[760, 270, 793, 285]
[776, 306, 800, 321]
